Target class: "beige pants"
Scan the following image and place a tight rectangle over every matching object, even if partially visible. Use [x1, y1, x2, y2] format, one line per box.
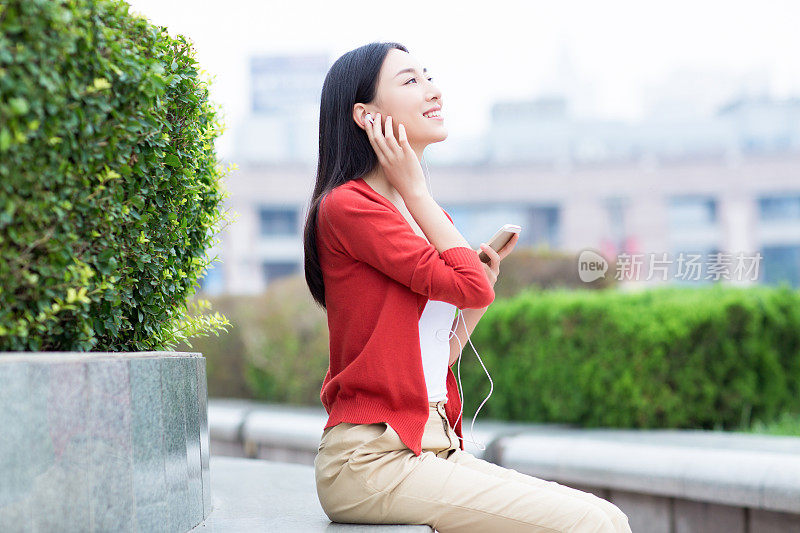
[314, 400, 632, 532]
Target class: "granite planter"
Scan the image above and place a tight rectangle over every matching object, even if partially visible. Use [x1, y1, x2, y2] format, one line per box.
[0, 351, 211, 532]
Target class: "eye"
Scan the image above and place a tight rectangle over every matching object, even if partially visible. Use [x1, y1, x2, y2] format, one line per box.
[405, 77, 434, 84]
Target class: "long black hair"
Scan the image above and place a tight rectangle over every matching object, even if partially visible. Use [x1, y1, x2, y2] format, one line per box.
[303, 41, 408, 310]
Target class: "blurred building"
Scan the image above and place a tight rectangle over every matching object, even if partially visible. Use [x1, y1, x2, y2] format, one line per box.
[200, 150, 800, 295]
[487, 95, 800, 166]
[198, 55, 800, 295]
[233, 54, 329, 164]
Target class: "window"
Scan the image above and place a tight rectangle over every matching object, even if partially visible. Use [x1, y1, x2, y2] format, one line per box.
[604, 197, 627, 249]
[262, 261, 298, 285]
[668, 196, 717, 230]
[758, 195, 800, 222]
[761, 245, 800, 288]
[258, 207, 297, 237]
[443, 203, 561, 249]
[669, 247, 723, 285]
[527, 206, 560, 248]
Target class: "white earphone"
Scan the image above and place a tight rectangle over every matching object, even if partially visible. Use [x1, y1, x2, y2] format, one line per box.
[441, 309, 493, 451]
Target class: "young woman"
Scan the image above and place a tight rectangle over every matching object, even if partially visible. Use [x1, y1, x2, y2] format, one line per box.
[303, 41, 632, 533]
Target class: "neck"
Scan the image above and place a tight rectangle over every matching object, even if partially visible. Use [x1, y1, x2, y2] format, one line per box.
[362, 142, 426, 202]
[361, 167, 403, 204]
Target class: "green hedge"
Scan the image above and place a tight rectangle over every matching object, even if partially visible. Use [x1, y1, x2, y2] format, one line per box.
[176, 293, 255, 399]
[0, 0, 232, 351]
[199, 276, 799, 432]
[458, 284, 800, 430]
[178, 276, 329, 403]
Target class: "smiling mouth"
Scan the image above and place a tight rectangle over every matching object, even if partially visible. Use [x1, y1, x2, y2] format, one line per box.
[422, 111, 443, 120]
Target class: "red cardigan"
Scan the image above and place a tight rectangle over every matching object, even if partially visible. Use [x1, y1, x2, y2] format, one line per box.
[315, 177, 495, 456]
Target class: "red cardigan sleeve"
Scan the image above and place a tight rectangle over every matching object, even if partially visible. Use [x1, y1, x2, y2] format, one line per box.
[320, 187, 495, 309]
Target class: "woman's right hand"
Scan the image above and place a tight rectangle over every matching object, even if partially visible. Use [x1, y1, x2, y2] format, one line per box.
[475, 232, 519, 289]
[363, 112, 428, 199]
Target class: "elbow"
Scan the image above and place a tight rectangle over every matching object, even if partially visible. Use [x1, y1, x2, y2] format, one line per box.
[462, 281, 494, 309]
[478, 285, 495, 308]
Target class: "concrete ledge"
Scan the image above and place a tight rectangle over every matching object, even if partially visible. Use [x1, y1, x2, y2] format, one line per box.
[208, 399, 255, 442]
[498, 434, 800, 514]
[190, 456, 432, 532]
[208, 398, 800, 531]
[208, 398, 527, 461]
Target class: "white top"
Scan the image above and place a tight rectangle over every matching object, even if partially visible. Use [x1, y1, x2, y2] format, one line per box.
[418, 299, 457, 402]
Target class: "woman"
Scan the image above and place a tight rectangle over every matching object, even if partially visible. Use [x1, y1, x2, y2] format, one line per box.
[303, 41, 632, 533]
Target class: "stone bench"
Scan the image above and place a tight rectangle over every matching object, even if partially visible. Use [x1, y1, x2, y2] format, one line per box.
[497, 430, 800, 533]
[191, 456, 431, 531]
[208, 398, 800, 532]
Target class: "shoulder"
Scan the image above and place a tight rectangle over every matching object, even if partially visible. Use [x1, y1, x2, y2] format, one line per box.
[319, 181, 397, 234]
[325, 180, 366, 204]
[321, 179, 453, 225]
[323, 181, 386, 217]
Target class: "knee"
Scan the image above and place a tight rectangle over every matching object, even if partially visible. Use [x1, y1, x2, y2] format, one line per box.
[585, 494, 630, 532]
[607, 504, 631, 532]
[570, 505, 619, 533]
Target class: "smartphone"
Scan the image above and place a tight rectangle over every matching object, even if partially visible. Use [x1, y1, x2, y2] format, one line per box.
[478, 224, 522, 264]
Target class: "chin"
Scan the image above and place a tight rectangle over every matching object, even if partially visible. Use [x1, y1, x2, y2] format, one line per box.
[409, 128, 448, 147]
[425, 127, 448, 144]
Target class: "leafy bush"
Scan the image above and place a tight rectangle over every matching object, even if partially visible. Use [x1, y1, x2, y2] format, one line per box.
[0, 0, 232, 351]
[179, 276, 329, 403]
[458, 284, 800, 431]
[176, 293, 259, 399]
[748, 410, 800, 437]
[201, 270, 799, 433]
[242, 276, 330, 404]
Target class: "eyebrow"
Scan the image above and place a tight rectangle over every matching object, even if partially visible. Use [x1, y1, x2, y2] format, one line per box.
[394, 67, 427, 78]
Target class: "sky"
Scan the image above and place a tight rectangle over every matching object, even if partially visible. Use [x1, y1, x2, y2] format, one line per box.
[125, 0, 800, 158]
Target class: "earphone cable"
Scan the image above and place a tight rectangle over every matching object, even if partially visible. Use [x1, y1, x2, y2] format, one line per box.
[448, 310, 493, 451]
[424, 152, 493, 450]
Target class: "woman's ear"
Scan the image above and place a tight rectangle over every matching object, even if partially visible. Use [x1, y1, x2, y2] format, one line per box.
[354, 106, 371, 130]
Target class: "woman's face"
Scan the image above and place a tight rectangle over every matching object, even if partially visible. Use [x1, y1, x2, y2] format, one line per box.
[354, 49, 446, 153]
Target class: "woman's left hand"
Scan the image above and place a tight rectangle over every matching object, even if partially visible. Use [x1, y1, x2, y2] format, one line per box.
[476, 233, 520, 288]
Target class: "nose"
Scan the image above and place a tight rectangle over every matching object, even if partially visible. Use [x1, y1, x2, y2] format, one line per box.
[425, 79, 442, 101]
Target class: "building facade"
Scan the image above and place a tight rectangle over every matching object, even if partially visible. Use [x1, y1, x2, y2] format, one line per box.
[199, 151, 800, 295]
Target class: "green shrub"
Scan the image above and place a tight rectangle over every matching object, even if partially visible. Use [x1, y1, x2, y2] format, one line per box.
[242, 276, 330, 404]
[748, 410, 800, 436]
[0, 0, 232, 351]
[458, 284, 800, 431]
[201, 277, 800, 433]
[176, 293, 259, 399]
[179, 276, 329, 403]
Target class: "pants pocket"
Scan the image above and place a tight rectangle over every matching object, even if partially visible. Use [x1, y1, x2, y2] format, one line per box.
[346, 423, 416, 494]
[345, 423, 393, 463]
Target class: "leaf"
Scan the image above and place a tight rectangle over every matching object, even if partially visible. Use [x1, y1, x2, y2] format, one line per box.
[164, 154, 181, 167]
[0, 129, 10, 151]
[9, 97, 29, 115]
